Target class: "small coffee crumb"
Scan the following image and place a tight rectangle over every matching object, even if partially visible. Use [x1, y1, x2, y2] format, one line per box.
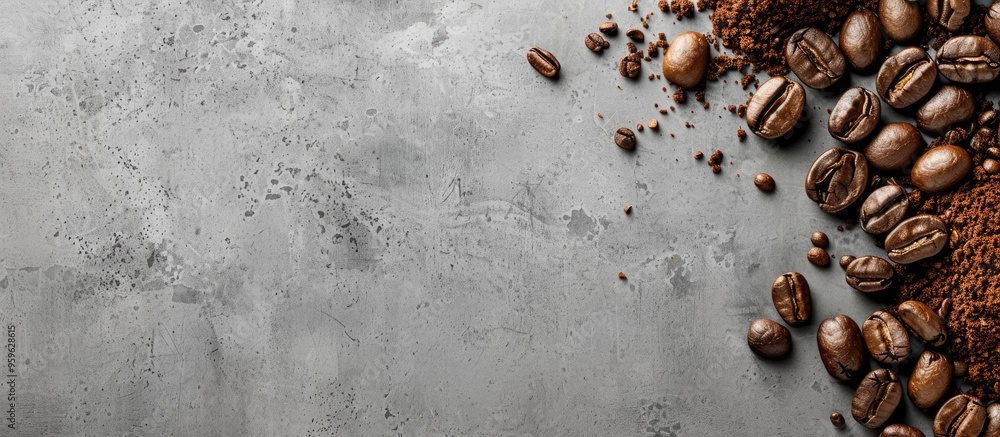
[830, 412, 845, 428]
[624, 205, 633, 214]
[606, 13, 613, 18]
[672, 88, 687, 104]
[727, 104, 737, 113]
[648, 119, 659, 130]
[636, 123, 644, 132]
[657, 0, 668, 11]
[737, 128, 747, 142]
[670, 0, 694, 19]
[618, 271, 628, 279]
[708, 149, 723, 165]
[694, 151, 704, 159]
[659, 109, 668, 114]
[695, 91, 705, 102]
[736, 105, 746, 117]
[703, 102, 710, 109]
[711, 165, 722, 173]
[740, 74, 757, 90]
[598, 113, 604, 118]
[628, 0, 638, 11]
[753, 173, 775, 191]
[684, 122, 693, 128]
[836, 226, 844, 232]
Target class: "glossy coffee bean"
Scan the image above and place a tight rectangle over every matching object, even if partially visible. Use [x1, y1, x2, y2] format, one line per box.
[927, 0, 971, 31]
[852, 368, 903, 429]
[911, 145, 972, 194]
[817, 315, 867, 382]
[937, 36, 1000, 83]
[839, 255, 856, 269]
[771, 272, 811, 326]
[805, 147, 869, 213]
[785, 28, 846, 89]
[988, 2, 1000, 45]
[897, 300, 947, 346]
[846, 255, 895, 292]
[841, 10, 885, 71]
[876, 47, 937, 109]
[916, 86, 976, 134]
[754, 173, 776, 191]
[585, 33, 610, 53]
[811, 231, 829, 248]
[619, 51, 642, 78]
[934, 394, 986, 437]
[885, 215, 949, 264]
[745, 76, 805, 139]
[598, 21, 618, 34]
[614, 127, 636, 150]
[808, 247, 830, 267]
[662, 32, 709, 89]
[860, 185, 908, 235]
[972, 127, 996, 152]
[747, 318, 792, 359]
[908, 350, 953, 409]
[527, 47, 560, 78]
[831, 412, 846, 428]
[880, 424, 926, 437]
[864, 123, 923, 172]
[984, 403, 1000, 437]
[863, 310, 911, 365]
[880, 0, 924, 43]
[829, 87, 880, 143]
[625, 28, 644, 42]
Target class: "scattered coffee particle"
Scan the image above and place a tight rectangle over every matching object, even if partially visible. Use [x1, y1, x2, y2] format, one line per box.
[648, 119, 659, 130]
[636, 123, 644, 132]
[737, 128, 747, 141]
[618, 271, 628, 279]
[672, 87, 687, 103]
[736, 104, 746, 117]
[830, 412, 845, 428]
[626, 28, 645, 42]
[694, 91, 705, 102]
[624, 205, 633, 214]
[708, 149, 723, 165]
[753, 173, 775, 191]
[606, 13, 613, 19]
[659, 109, 669, 114]
[696, 0, 714, 11]
[648, 73, 656, 80]
[628, 0, 638, 11]
[740, 74, 757, 90]
[694, 151, 704, 159]
[707, 54, 750, 80]
[658, 0, 668, 12]
[684, 122, 693, 128]
[648, 42, 658, 56]
[836, 226, 844, 232]
[670, 133, 675, 137]
[670, 0, 694, 19]
[727, 104, 737, 113]
[711, 165, 722, 174]
[703, 102, 710, 109]
[670, 105, 675, 111]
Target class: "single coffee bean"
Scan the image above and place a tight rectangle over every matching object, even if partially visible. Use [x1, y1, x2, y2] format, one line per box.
[785, 27, 846, 89]
[829, 87, 880, 144]
[937, 36, 1000, 83]
[880, 0, 924, 43]
[805, 147, 870, 213]
[745, 76, 806, 139]
[598, 21, 618, 34]
[771, 272, 811, 326]
[911, 145, 972, 194]
[839, 255, 856, 269]
[619, 51, 642, 78]
[908, 350, 953, 409]
[863, 310, 911, 365]
[754, 173, 776, 191]
[585, 33, 610, 53]
[972, 127, 996, 152]
[985, 158, 1000, 174]
[981, 109, 999, 128]
[934, 394, 986, 437]
[988, 2, 1000, 45]
[662, 32, 709, 88]
[984, 403, 1000, 437]
[885, 215, 949, 264]
[989, 147, 1000, 158]
[864, 123, 923, 172]
[746, 318, 792, 359]
[808, 247, 830, 267]
[876, 47, 937, 109]
[527, 47, 560, 78]
[811, 231, 829, 248]
[916, 86, 976, 134]
[831, 412, 846, 428]
[840, 10, 885, 71]
[860, 185, 909, 235]
[897, 300, 947, 346]
[880, 424, 926, 437]
[625, 28, 644, 42]
[817, 315, 867, 382]
[927, 0, 970, 31]
[846, 256, 895, 292]
[939, 298, 952, 321]
[614, 127, 636, 150]
[852, 368, 903, 429]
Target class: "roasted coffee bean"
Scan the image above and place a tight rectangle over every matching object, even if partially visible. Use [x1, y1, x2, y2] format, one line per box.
[831, 412, 846, 428]
[908, 350, 953, 409]
[972, 127, 997, 152]
[771, 272, 811, 326]
[747, 318, 792, 359]
[808, 247, 830, 267]
[911, 145, 972, 194]
[785, 27, 846, 89]
[811, 231, 829, 248]
[817, 315, 867, 382]
[985, 158, 1000, 174]
[846, 256, 895, 292]
[585, 33, 610, 52]
[754, 173, 776, 191]
[661, 32, 709, 88]
[876, 47, 937, 109]
[599, 21, 618, 34]
[940, 298, 953, 321]
[852, 368, 903, 429]
[864, 123, 923, 172]
[527, 47, 560, 78]
[880, 424, 926, 437]
[916, 86, 976, 134]
[860, 185, 909, 235]
[614, 127, 636, 150]
[988, 2, 1000, 45]
[937, 36, 1000, 83]
[885, 215, 949, 264]
[840, 255, 856, 269]
[626, 28, 644, 42]
[863, 310, 911, 365]
[898, 300, 947, 346]
[805, 147, 870, 213]
[745, 76, 805, 139]
[934, 394, 986, 437]
[981, 109, 999, 128]
[984, 403, 1000, 437]
[880, 0, 924, 43]
[829, 87, 880, 144]
[927, 0, 970, 31]
[619, 51, 642, 78]
[840, 10, 885, 71]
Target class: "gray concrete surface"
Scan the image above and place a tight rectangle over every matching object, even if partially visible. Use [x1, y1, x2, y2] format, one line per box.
[1, 0, 975, 435]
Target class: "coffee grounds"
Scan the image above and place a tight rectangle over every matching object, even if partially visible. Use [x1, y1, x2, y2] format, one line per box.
[669, 0, 695, 20]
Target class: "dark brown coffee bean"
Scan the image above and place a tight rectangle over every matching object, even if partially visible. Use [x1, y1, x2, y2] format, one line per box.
[876, 47, 937, 109]
[626, 28, 644, 42]
[527, 47, 560, 78]
[885, 214, 949, 264]
[840, 255, 856, 269]
[831, 412, 846, 428]
[988, 2, 1000, 45]
[916, 86, 976, 134]
[661, 32, 709, 88]
[614, 127, 636, 150]
[829, 88, 880, 144]
[864, 123, 923, 172]
[852, 368, 903, 429]
[934, 394, 986, 437]
[908, 350, 953, 409]
[863, 310, 911, 365]
[598, 21, 618, 34]
[846, 256, 895, 292]
[972, 127, 996, 152]
[811, 231, 829, 248]
[840, 10, 885, 71]
[981, 109, 999, 128]
[808, 247, 830, 267]
[880, 424, 926, 437]
[927, 0, 970, 31]
[880, 0, 924, 43]
[745, 76, 806, 139]
[897, 300, 947, 346]
[937, 36, 1000, 83]
[747, 318, 792, 359]
[986, 158, 1000, 174]
[771, 272, 811, 326]
[911, 145, 972, 194]
[817, 315, 867, 382]
[984, 403, 1000, 437]
[785, 27, 846, 89]
[619, 51, 642, 78]
[805, 147, 870, 213]
[860, 185, 909, 235]
[585, 33, 610, 53]
[754, 173, 776, 191]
